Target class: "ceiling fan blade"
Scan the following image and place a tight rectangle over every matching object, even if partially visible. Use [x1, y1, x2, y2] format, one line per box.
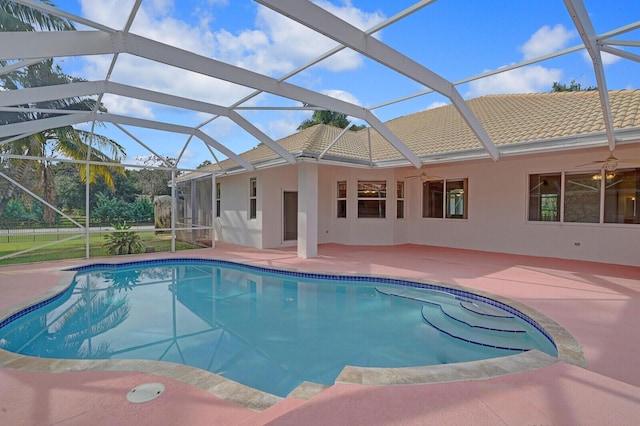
[574, 161, 605, 168]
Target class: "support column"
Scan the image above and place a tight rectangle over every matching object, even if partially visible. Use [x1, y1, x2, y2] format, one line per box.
[297, 162, 318, 258]
[191, 179, 197, 244]
[211, 173, 216, 248]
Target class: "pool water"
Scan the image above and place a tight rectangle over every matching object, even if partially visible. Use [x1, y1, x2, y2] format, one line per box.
[0, 260, 557, 397]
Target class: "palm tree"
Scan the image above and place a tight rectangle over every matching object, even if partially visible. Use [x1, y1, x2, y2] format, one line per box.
[297, 109, 367, 131]
[0, 1, 126, 223]
[0, 0, 74, 32]
[297, 110, 351, 130]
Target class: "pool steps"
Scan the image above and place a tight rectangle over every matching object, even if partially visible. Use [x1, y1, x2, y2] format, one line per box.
[375, 287, 531, 352]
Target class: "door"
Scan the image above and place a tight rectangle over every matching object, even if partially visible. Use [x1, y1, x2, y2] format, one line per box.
[283, 191, 298, 241]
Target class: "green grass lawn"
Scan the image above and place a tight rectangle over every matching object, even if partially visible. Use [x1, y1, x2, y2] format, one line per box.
[0, 231, 200, 265]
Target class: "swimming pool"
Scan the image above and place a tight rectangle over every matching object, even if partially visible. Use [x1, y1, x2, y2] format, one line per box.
[0, 258, 557, 398]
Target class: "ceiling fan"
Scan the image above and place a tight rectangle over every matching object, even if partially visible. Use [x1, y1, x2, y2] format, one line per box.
[576, 151, 640, 172]
[405, 168, 443, 182]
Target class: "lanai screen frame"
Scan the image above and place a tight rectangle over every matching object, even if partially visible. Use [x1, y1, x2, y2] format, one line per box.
[1, 0, 639, 261]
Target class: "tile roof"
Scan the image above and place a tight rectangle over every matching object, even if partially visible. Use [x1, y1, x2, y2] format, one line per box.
[204, 90, 640, 172]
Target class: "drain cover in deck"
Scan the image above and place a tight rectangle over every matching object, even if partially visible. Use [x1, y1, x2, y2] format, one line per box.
[127, 382, 165, 403]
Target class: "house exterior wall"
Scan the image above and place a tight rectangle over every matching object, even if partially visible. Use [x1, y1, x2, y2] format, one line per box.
[402, 145, 640, 266]
[216, 172, 262, 248]
[261, 164, 299, 248]
[213, 144, 640, 266]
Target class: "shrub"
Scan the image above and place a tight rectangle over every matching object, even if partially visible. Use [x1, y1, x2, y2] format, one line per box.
[103, 222, 144, 255]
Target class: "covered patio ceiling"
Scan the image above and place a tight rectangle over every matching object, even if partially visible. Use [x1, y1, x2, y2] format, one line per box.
[1, 0, 639, 172]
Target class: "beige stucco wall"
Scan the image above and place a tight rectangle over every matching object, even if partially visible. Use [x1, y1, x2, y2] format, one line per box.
[214, 144, 640, 266]
[216, 172, 262, 248]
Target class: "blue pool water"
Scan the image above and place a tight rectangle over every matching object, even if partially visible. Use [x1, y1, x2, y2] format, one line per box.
[0, 259, 557, 397]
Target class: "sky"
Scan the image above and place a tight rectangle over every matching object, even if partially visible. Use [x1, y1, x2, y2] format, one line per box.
[41, 0, 640, 169]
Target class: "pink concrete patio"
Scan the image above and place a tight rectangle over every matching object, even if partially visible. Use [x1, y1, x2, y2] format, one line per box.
[1, 243, 639, 425]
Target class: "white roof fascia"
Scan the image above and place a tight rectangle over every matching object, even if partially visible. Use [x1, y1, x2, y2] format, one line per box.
[564, 0, 616, 151]
[0, 112, 93, 138]
[257, 0, 500, 162]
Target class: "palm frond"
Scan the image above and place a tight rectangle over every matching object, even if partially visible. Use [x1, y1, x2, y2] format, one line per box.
[0, 1, 75, 32]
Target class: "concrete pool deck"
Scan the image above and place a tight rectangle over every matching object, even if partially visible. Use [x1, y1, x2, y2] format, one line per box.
[1, 243, 639, 425]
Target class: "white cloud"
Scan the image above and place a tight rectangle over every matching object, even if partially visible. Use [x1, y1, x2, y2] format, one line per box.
[79, 0, 136, 29]
[322, 89, 361, 106]
[255, 2, 385, 73]
[520, 24, 575, 60]
[426, 101, 448, 110]
[466, 24, 575, 98]
[466, 65, 563, 98]
[76, 1, 378, 120]
[100, 94, 155, 118]
[268, 117, 301, 139]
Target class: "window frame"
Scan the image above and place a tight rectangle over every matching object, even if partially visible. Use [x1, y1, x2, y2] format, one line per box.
[396, 180, 405, 219]
[528, 168, 640, 225]
[357, 180, 387, 219]
[422, 178, 468, 220]
[216, 181, 221, 218]
[337, 180, 347, 218]
[248, 177, 257, 220]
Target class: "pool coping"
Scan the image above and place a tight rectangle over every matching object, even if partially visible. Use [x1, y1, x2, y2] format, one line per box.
[0, 257, 587, 412]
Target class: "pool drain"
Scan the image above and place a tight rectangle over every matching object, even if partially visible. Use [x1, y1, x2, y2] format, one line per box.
[127, 382, 165, 403]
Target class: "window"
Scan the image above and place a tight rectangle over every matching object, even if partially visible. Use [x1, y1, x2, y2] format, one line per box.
[446, 180, 467, 218]
[422, 179, 467, 219]
[337, 181, 347, 218]
[216, 182, 221, 218]
[396, 181, 405, 219]
[604, 168, 640, 224]
[564, 172, 600, 223]
[529, 174, 561, 221]
[423, 180, 443, 218]
[249, 177, 257, 219]
[357, 181, 386, 218]
[529, 169, 640, 225]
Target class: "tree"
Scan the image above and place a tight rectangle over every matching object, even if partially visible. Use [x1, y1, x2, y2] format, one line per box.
[0, 0, 74, 32]
[0, 62, 127, 223]
[197, 159, 213, 169]
[551, 79, 596, 92]
[133, 155, 174, 201]
[297, 109, 366, 131]
[0, 1, 127, 223]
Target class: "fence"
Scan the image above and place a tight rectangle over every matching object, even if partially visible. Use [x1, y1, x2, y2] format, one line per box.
[0, 218, 154, 244]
